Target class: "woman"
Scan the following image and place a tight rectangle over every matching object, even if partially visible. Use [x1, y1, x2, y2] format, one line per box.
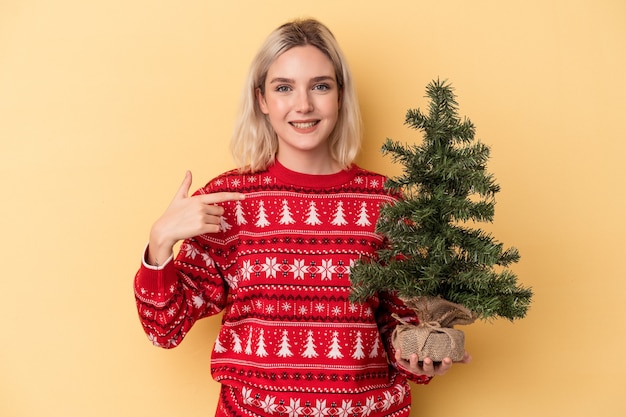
[134, 18, 469, 417]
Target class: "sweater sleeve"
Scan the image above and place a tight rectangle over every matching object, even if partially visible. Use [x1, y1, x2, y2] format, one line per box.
[133, 237, 228, 349]
[376, 291, 433, 385]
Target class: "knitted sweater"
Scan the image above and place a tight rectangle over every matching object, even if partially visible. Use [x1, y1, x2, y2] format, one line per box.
[134, 161, 430, 417]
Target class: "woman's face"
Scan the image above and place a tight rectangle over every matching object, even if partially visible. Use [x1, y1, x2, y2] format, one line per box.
[257, 45, 340, 171]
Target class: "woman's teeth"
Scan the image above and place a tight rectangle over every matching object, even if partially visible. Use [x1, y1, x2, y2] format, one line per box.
[291, 121, 317, 129]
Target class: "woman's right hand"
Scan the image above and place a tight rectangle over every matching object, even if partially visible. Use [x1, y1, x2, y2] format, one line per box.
[147, 171, 245, 266]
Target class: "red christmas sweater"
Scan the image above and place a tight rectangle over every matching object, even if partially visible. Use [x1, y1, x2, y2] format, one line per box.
[134, 161, 431, 417]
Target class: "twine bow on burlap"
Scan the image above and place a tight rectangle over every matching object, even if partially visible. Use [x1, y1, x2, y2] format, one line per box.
[391, 296, 477, 362]
[392, 315, 463, 358]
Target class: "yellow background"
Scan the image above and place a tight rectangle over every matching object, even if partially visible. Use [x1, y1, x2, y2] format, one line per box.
[1, 0, 625, 416]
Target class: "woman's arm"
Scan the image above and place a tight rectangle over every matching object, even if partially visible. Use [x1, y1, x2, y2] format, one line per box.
[134, 171, 245, 348]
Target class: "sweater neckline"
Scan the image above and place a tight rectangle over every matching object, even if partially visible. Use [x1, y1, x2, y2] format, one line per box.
[268, 160, 359, 189]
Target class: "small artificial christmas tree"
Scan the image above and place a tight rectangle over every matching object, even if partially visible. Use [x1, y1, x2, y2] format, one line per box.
[350, 79, 533, 361]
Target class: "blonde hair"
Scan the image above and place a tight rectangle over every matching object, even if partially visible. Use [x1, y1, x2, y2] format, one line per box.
[230, 18, 361, 173]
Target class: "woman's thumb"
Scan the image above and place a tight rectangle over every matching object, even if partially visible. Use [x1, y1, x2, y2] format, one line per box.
[175, 170, 193, 199]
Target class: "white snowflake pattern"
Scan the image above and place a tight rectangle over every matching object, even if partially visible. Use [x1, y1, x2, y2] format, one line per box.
[298, 306, 308, 315]
[364, 396, 377, 416]
[148, 333, 159, 346]
[348, 303, 358, 313]
[260, 394, 278, 414]
[265, 304, 275, 314]
[286, 399, 302, 416]
[241, 260, 255, 281]
[242, 387, 254, 404]
[239, 385, 406, 417]
[281, 302, 291, 311]
[292, 259, 306, 280]
[354, 176, 364, 184]
[338, 400, 353, 417]
[166, 307, 176, 317]
[382, 390, 395, 411]
[231, 178, 241, 187]
[237, 257, 354, 282]
[331, 306, 342, 316]
[262, 176, 273, 184]
[320, 259, 333, 280]
[370, 178, 380, 188]
[395, 383, 407, 404]
[313, 400, 328, 417]
[264, 257, 280, 278]
[315, 303, 325, 313]
[225, 273, 239, 289]
[183, 243, 200, 259]
[201, 253, 214, 267]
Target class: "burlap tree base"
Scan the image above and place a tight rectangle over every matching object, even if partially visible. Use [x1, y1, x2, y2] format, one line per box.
[392, 296, 477, 362]
[392, 321, 466, 362]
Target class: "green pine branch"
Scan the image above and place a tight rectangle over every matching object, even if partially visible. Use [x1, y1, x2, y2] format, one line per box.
[350, 79, 533, 321]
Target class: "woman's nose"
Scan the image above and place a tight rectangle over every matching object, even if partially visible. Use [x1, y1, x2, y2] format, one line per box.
[295, 90, 314, 113]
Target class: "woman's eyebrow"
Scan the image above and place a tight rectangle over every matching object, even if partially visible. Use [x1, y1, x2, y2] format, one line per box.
[310, 75, 336, 83]
[268, 77, 294, 84]
[268, 75, 336, 84]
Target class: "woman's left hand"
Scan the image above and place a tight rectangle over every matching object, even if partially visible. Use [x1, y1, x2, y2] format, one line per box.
[394, 350, 472, 377]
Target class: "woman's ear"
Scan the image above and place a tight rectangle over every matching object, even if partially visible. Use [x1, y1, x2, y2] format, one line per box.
[256, 87, 269, 114]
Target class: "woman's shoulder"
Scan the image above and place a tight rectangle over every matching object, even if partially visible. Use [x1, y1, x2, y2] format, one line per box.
[349, 165, 399, 198]
[350, 164, 389, 184]
[194, 167, 267, 194]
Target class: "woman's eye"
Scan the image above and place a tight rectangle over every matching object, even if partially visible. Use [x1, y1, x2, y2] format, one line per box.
[276, 85, 291, 92]
[313, 84, 330, 91]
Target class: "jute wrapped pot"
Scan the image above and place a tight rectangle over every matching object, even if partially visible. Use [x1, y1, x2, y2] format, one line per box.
[392, 296, 477, 362]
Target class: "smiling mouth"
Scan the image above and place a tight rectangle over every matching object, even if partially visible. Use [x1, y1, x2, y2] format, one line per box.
[290, 121, 319, 129]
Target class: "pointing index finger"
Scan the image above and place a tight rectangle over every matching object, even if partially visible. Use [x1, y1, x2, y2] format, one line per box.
[197, 192, 246, 205]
